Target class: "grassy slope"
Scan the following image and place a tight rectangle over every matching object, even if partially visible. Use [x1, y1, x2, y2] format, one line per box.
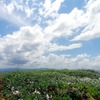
[0, 69, 100, 100]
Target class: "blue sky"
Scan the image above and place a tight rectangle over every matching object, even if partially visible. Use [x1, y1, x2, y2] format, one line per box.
[59, 0, 85, 13]
[0, 0, 100, 70]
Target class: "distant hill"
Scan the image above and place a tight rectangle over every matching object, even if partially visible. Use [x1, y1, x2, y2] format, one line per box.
[0, 68, 19, 72]
[0, 68, 50, 73]
[0, 68, 100, 73]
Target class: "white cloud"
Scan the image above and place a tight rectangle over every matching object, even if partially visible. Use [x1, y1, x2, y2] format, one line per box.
[0, 24, 82, 69]
[0, 1, 26, 26]
[49, 43, 82, 52]
[44, 8, 84, 38]
[29, 53, 100, 70]
[71, 0, 100, 41]
[0, 25, 46, 68]
[0, 0, 37, 26]
[43, 0, 100, 42]
[0, 0, 100, 70]
[43, 0, 51, 12]
[39, 0, 64, 18]
[0, 27, 100, 70]
[25, 7, 34, 18]
[0, 0, 65, 26]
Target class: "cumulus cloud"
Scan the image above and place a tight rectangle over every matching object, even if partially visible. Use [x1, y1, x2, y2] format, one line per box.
[71, 0, 100, 41]
[0, 25, 82, 68]
[27, 53, 100, 70]
[43, 0, 100, 41]
[0, 0, 100, 70]
[44, 8, 84, 37]
[0, 25, 45, 68]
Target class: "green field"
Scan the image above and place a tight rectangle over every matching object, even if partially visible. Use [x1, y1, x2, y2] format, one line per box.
[0, 69, 100, 100]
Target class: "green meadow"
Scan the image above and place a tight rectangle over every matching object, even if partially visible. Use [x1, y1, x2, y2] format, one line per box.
[0, 69, 100, 100]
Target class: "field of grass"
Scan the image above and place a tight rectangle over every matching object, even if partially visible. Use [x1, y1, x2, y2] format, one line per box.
[0, 69, 100, 100]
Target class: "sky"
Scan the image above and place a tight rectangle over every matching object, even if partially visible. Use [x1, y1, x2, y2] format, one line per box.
[0, 0, 100, 70]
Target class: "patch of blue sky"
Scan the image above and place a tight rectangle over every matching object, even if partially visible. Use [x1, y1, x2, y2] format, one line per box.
[69, 27, 87, 42]
[51, 36, 69, 45]
[49, 47, 84, 57]
[82, 38, 100, 56]
[50, 26, 85, 46]
[0, 19, 19, 36]
[4, 0, 11, 4]
[59, 0, 86, 13]
[51, 38, 100, 57]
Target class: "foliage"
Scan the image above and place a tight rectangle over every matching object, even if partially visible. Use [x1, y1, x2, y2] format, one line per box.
[0, 69, 100, 100]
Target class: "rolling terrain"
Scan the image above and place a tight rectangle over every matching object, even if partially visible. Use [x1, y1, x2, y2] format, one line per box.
[0, 69, 100, 100]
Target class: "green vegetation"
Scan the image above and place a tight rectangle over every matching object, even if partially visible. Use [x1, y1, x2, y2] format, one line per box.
[0, 69, 100, 100]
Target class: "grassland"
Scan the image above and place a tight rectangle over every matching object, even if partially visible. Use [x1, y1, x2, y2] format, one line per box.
[0, 69, 100, 100]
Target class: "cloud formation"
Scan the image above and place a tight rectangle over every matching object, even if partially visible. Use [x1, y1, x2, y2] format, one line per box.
[0, 0, 100, 70]
[71, 0, 100, 41]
